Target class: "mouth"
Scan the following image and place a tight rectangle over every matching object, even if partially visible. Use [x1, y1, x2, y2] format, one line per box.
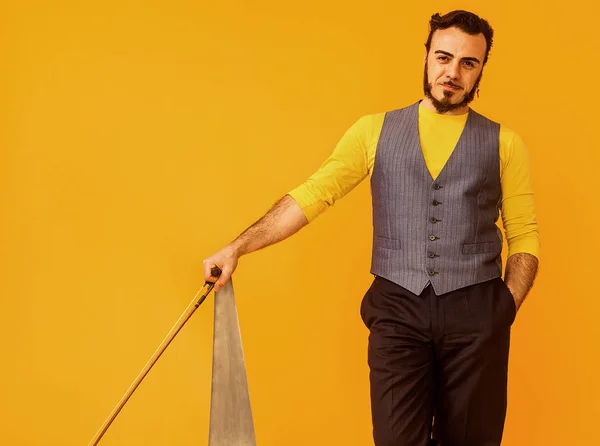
[440, 83, 462, 91]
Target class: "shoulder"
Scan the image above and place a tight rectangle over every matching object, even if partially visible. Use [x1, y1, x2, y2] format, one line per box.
[348, 112, 386, 142]
[469, 109, 529, 167]
[499, 125, 527, 152]
[498, 125, 529, 170]
[350, 102, 420, 142]
[468, 108, 502, 133]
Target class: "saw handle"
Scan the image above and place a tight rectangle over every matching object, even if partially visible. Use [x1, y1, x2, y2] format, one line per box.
[208, 266, 222, 283]
[196, 266, 223, 307]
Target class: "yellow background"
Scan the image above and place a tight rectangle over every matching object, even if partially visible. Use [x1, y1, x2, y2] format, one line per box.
[1, 1, 597, 445]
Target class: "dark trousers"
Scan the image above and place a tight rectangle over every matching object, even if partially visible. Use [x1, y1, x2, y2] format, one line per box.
[360, 276, 516, 446]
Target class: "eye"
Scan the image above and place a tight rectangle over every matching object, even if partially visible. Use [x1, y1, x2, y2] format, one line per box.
[437, 56, 449, 62]
[463, 61, 475, 68]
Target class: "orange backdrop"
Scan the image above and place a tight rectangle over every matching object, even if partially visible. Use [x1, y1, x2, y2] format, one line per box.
[1, 1, 597, 445]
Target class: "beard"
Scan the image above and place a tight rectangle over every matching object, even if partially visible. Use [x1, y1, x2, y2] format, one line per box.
[423, 62, 483, 114]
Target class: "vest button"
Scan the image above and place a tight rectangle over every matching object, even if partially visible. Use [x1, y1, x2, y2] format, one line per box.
[429, 235, 437, 241]
[427, 269, 437, 276]
[433, 183, 441, 190]
[430, 217, 438, 223]
[432, 199, 440, 206]
[427, 252, 436, 258]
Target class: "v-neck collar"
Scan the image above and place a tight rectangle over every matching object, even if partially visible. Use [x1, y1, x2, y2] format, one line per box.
[413, 102, 472, 183]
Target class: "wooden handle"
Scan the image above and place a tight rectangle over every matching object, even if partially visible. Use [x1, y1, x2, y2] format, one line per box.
[211, 266, 222, 278]
[89, 280, 217, 445]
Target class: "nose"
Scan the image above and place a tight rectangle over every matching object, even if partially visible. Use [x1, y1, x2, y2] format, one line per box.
[446, 60, 460, 80]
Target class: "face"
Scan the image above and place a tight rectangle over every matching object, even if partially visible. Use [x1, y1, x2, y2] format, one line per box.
[423, 27, 487, 114]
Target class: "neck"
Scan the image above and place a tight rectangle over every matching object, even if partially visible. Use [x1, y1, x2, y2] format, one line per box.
[420, 97, 469, 116]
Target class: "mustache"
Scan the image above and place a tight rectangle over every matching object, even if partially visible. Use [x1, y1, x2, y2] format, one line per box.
[440, 81, 462, 89]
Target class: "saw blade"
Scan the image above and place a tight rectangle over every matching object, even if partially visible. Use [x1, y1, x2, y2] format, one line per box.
[208, 279, 256, 445]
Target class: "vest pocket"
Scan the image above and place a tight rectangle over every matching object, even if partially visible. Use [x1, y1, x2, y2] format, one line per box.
[462, 241, 502, 255]
[373, 235, 401, 250]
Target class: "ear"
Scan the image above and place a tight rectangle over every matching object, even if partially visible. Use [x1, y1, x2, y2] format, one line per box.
[423, 51, 428, 66]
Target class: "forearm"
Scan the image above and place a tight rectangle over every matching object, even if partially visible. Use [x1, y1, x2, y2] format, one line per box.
[504, 252, 539, 306]
[230, 194, 308, 257]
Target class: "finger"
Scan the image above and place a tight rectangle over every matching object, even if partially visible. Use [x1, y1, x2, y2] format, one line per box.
[203, 259, 220, 282]
[203, 259, 211, 281]
[214, 265, 233, 291]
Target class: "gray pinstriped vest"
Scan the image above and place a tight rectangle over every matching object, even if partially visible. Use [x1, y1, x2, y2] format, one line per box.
[370, 102, 503, 295]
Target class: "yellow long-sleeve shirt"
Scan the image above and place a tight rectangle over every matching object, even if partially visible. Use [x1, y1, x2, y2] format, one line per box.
[288, 103, 540, 259]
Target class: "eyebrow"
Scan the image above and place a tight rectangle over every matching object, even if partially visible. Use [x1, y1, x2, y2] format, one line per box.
[434, 50, 481, 65]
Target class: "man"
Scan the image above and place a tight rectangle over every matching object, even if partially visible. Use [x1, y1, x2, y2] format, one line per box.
[203, 10, 539, 446]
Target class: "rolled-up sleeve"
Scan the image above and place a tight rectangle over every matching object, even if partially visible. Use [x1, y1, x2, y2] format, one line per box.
[287, 115, 374, 222]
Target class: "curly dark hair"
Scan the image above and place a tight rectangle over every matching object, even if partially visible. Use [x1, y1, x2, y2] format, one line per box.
[424, 10, 494, 65]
